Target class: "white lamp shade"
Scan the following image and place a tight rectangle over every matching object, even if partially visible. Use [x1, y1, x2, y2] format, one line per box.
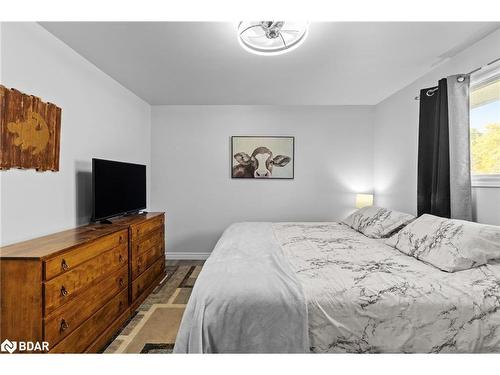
[356, 194, 374, 209]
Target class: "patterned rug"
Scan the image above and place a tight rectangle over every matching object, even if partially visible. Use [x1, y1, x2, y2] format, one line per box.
[103, 261, 203, 354]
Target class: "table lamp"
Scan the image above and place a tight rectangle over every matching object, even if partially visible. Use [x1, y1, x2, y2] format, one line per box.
[355, 193, 373, 209]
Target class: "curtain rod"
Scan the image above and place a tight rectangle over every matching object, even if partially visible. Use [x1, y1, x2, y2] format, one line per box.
[414, 57, 500, 101]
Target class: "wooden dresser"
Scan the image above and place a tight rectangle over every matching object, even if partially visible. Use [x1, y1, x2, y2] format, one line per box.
[114, 213, 166, 310]
[0, 212, 165, 353]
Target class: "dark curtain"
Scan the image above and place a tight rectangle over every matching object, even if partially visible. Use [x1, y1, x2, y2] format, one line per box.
[417, 78, 451, 218]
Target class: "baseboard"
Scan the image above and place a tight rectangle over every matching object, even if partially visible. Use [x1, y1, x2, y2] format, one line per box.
[166, 252, 211, 260]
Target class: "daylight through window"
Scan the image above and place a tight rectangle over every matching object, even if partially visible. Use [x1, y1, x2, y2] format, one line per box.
[470, 66, 500, 182]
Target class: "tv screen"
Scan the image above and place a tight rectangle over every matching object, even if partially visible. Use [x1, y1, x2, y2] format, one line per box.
[92, 158, 146, 221]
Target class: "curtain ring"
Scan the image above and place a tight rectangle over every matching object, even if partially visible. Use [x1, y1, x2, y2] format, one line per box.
[426, 89, 436, 97]
[457, 75, 465, 82]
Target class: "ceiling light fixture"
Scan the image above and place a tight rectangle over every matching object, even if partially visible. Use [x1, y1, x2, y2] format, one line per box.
[238, 21, 308, 56]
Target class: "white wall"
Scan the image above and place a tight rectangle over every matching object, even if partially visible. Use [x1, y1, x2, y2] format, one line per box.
[2, 22, 496, 251]
[151, 105, 374, 256]
[374, 29, 500, 225]
[0, 23, 151, 245]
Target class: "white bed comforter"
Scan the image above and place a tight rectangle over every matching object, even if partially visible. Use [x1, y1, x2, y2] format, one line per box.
[174, 222, 500, 353]
[173, 223, 309, 353]
[273, 222, 500, 353]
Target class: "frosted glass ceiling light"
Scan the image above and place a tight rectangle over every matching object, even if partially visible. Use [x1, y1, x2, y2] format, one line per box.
[238, 21, 308, 55]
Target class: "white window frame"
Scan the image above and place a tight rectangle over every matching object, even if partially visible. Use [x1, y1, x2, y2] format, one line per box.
[470, 63, 500, 188]
[472, 174, 500, 187]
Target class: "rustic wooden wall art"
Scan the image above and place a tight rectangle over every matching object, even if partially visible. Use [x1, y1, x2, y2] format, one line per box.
[0, 85, 62, 171]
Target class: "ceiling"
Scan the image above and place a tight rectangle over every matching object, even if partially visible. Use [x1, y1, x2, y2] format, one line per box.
[40, 22, 500, 105]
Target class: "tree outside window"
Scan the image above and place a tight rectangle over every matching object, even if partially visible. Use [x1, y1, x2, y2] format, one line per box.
[470, 70, 500, 185]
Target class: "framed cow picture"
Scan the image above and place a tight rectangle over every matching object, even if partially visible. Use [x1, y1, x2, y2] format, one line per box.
[231, 136, 294, 179]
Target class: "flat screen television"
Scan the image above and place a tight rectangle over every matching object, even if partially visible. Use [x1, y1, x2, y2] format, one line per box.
[91, 158, 146, 222]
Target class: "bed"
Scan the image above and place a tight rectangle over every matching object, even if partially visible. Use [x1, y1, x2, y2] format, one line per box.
[174, 219, 500, 353]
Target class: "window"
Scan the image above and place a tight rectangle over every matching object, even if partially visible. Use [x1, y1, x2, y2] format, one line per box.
[470, 64, 500, 187]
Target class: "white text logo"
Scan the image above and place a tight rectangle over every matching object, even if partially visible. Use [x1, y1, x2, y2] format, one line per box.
[1, 339, 49, 353]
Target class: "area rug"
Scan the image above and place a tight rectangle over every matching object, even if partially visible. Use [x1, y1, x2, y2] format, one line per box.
[103, 261, 203, 354]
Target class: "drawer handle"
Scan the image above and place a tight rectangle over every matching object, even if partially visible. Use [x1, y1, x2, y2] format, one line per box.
[119, 278, 124, 287]
[60, 319, 69, 332]
[60, 286, 68, 297]
[61, 259, 69, 271]
[119, 254, 124, 263]
[119, 300, 124, 310]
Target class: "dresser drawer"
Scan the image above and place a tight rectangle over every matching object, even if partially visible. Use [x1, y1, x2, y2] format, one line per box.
[44, 243, 128, 315]
[131, 227, 163, 260]
[131, 256, 165, 303]
[44, 266, 128, 347]
[132, 242, 164, 280]
[44, 229, 128, 281]
[130, 215, 164, 243]
[49, 289, 128, 353]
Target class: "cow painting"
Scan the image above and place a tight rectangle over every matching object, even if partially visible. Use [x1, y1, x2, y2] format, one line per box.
[231, 137, 294, 179]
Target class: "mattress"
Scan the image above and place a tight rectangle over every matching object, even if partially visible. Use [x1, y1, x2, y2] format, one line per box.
[174, 222, 500, 353]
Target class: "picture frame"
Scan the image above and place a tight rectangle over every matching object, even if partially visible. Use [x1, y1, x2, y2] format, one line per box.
[231, 136, 295, 179]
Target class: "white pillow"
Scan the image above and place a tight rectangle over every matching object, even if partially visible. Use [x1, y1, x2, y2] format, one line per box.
[385, 214, 500, 272]
[342, 206, 415, 239]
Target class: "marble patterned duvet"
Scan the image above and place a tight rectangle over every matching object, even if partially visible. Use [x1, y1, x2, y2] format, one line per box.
[273, 222, 500, 353]
[174, 222, 500, 353]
